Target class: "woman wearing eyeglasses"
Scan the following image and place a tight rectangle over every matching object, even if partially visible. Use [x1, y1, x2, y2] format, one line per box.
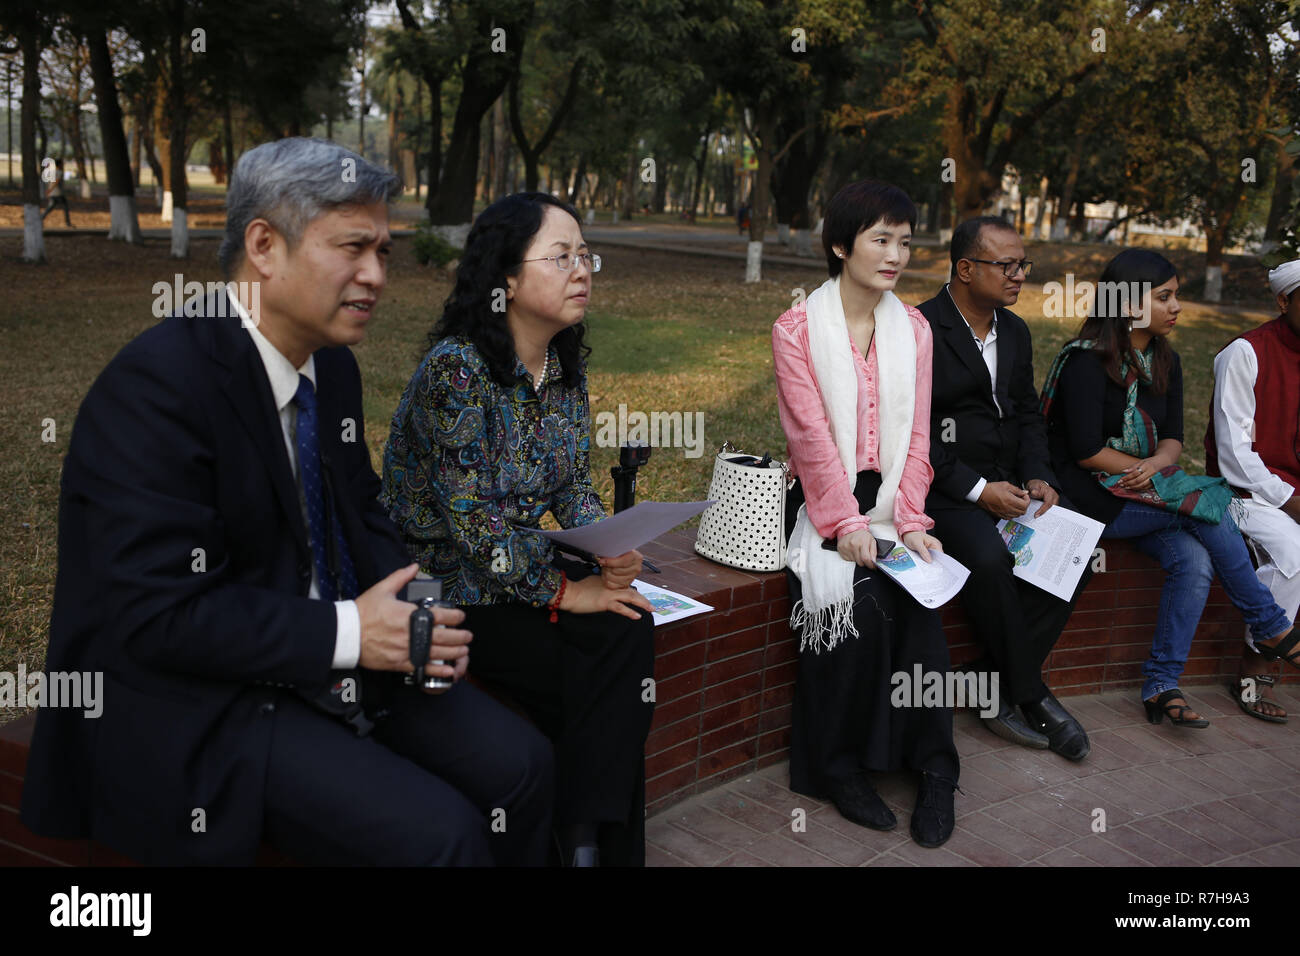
[1041, 248, 1294, 727]
[382, 192, 655, 866]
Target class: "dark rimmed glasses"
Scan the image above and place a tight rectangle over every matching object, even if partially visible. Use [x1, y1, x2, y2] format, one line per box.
[966, 257, 1033, 278]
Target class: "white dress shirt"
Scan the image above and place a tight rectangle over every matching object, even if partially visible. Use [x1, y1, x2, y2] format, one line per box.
[948, 287, 1000, 502]
[227, 286, 362, 668]
[1212, 339, 1297, 508]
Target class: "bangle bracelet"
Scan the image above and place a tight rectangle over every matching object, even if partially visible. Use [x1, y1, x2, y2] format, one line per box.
[548, 572, 567, 623]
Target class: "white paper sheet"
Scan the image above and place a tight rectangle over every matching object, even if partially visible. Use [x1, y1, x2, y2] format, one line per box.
[874, 545, 970, 609]
[996, 500, 1104, 601]
[631, 579, 714, 626]
[526, 500, 714, 556]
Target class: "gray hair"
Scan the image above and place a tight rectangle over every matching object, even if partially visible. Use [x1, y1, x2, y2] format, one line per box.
[218, 137, 402, 275]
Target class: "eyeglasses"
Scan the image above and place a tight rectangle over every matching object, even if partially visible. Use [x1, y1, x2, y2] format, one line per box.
[520, 252, 602, 273]
[966, 257, 1033, 278]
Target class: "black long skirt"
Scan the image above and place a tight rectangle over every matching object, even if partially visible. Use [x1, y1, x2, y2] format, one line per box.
[785, 471, 960, 798]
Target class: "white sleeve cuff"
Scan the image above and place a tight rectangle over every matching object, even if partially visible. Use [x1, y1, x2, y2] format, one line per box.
[332, 600, 361, 669]
[965, 477, 987, 503]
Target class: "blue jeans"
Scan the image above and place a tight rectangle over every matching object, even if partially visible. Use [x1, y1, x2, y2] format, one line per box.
[1102, 501, 1292, 701]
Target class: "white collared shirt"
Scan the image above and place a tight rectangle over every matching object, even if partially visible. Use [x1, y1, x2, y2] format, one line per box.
[227, 285, 361, 669]
[947, 286, 1000, 502]
[1212, 338, 1297, 507]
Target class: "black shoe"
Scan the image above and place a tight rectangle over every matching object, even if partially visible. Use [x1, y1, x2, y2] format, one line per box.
[981, 696, 1050, 750]
[827, 772, 897, 831]
[555, 824, 600, 867]
[1021, 692, 1091, 761]
[910, 771, 958, 848]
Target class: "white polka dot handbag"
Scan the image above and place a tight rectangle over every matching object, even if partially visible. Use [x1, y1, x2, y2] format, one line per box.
[694, 443, 789, 571]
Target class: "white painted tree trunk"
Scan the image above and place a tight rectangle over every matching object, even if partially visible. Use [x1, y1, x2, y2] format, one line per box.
[430, 222, 471, 249]
[792, 227, 813, 257]
[1050, 220, 1067, 241]
[108, 194, 142, 243]
[22, 204, 46, 263]
[776, 222, 790, 245]
[170, 206, 188, 258]
[611, 210, 619, 224]
[939, 227, 953, 246]
[1204, 264, 1223, 303]
[584, 208, 595, 224]
[79, 178, 92, 199]
[745, 240, 763, 283]
[161, 189, 173, 222]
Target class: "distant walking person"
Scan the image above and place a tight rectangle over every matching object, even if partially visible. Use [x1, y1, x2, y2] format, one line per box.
[41, 159, 72, 226]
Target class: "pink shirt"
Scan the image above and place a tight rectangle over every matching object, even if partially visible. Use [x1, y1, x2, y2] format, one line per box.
[772, 302, 936, 540]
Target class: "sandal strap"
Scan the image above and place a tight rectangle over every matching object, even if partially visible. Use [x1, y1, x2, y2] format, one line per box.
[1260, 629, 1300, 664]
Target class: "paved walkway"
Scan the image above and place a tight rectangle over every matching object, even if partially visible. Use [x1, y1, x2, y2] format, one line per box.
[646, 685, 1300, 866]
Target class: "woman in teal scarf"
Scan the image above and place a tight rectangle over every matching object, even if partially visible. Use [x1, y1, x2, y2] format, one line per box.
[1041, 249, 1294, 727]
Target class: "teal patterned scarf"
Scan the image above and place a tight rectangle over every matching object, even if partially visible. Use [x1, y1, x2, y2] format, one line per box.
[1040, 340, 1235, 524]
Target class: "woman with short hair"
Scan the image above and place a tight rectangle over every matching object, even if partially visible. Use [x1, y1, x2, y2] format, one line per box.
[772, 180, 960, 848]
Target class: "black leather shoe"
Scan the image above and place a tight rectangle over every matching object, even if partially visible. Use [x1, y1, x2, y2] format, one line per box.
[910, 771, 958, 848]
[828, 771, 897, 831]
[1021, 692, 1090, 761]
[981, 696, 1050, 749]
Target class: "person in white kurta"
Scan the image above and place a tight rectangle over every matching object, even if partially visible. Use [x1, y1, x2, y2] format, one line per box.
[1210, 258, 1300, 720]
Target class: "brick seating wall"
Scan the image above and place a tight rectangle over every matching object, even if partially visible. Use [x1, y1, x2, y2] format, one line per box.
[0, 531, 1257, 863]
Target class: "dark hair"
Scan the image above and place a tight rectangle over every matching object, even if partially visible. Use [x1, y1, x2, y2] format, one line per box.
[949, 215, 1018, 271]
[424, 192, 590, 389]
[822, 180, 917, 277]
[1070, 248, 1178, 394]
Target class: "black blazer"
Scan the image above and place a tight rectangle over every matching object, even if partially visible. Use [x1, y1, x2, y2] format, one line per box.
[919, 287, 1057, 510]
[20, 293, 411, 865]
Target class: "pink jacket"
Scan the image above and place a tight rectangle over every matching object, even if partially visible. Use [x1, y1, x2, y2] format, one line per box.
[772, 302, 936, 540]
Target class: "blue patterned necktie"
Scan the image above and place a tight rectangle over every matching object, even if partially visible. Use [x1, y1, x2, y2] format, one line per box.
[292, 374, 358, 601]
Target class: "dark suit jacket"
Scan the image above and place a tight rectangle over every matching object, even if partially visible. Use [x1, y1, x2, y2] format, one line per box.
[919, 286, 1057, 510]
[21, 292, 410, 865]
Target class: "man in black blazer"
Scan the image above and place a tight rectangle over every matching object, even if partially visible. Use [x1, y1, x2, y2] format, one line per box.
[919, 216, 1090, 760]
[21, 138, 554, 865]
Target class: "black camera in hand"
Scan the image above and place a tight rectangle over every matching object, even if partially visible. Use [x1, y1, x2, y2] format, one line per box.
[404, 574, 453, 694]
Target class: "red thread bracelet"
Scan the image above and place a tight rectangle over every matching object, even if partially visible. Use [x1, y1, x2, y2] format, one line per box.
[548, 572, 567, 623]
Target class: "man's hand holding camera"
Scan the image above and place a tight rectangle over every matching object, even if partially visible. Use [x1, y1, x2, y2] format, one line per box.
[356, 563, 471, 683]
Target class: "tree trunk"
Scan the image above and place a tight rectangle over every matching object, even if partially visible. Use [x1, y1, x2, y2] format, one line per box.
[1264, 139, 1296, 245]
[651, 154, 667, 213]
[1203, 223, 1227, 303]
[620, 148, 637, 220]
[167, 0, 188, 258]
[222, 97, 234, 182]
[88, 28, 141, 242]
[745, 111, 777, 282]
[153, 75, 172, 220]
[569, 152, 586, 206]
[1032, 176, 1049, 240]
[1053, 132, 1085, 241]
[20, 27, 45, 263]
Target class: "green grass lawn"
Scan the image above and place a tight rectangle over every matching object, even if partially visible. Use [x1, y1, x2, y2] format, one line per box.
[0, 234, 1276, 722]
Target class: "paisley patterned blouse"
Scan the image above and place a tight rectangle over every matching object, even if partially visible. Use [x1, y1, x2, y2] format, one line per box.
[381, 335, 606, 607]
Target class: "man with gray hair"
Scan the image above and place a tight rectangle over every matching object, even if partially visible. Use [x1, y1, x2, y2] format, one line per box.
[22, 138, 554, 865]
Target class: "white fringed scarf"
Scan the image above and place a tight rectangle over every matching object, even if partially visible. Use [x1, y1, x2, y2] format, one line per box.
[787, 277, 916, 653]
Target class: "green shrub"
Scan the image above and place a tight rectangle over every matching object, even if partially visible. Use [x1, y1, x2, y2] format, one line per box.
[413, 223, 463, 267]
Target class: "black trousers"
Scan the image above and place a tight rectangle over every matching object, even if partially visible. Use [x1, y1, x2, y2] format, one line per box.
[929, 499, 1093, 704]
[786, 471, 959, 798]
[459, 559, 656, 866]
[260, 680, 555, 866]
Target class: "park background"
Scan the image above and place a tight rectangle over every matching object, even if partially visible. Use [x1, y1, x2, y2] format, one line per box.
[0, 0, 1297, 722]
